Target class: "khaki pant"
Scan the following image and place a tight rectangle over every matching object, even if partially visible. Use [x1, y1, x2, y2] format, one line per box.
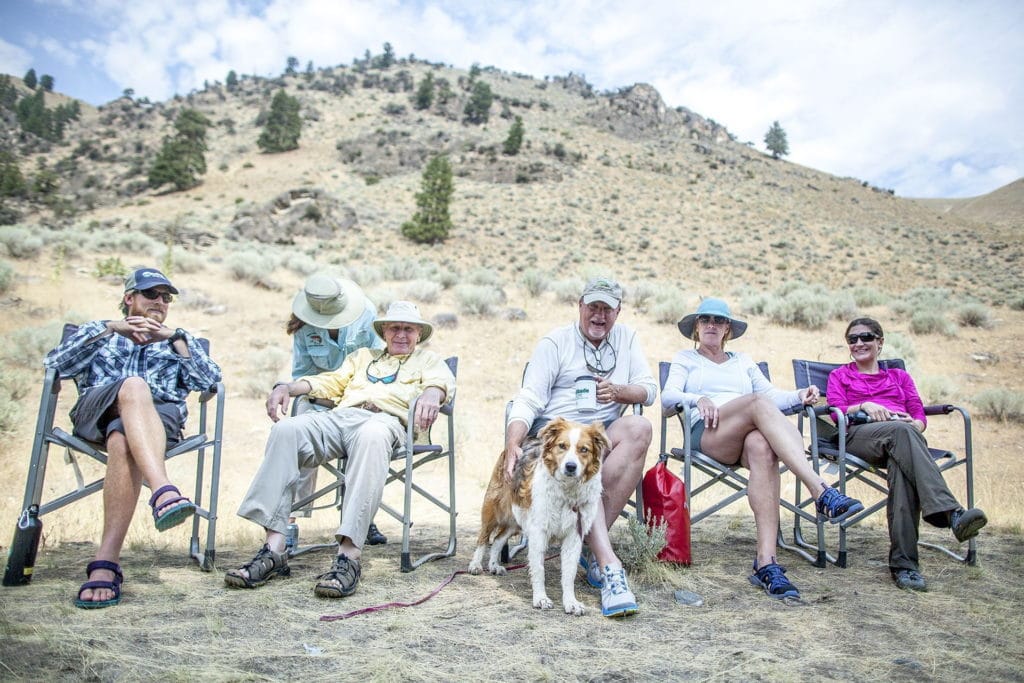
[846, 421, 959, 572]
[237, 407, 405, 548]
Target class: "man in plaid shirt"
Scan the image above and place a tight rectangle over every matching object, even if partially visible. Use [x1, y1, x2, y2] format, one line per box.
[44, 267, 221, 609]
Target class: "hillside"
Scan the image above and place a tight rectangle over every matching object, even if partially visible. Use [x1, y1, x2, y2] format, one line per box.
[1, 59, 1021, 306]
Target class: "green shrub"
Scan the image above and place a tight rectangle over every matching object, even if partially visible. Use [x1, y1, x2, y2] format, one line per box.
[909, 311, 956, 336]
[226, 250, 278, 285]
[403, 279, 441, 303]
[851, 286, 888, 307]
[550, 278, 584, 304]
[347, 263, 382, 287]
[629, 280, 659, 312]
[0, 226, 43, 259]
[0, 259, 14, 294]
[880, 331, 915, 364]
[650, 291, 689, 325]
[454, 284, 503, 316]
[94, 256, 127, 278]
[890, 287, 954, 317]
[915, 375, 958, 404]
[380, 260, 426, 282]
[89, 229, 160, 254]
[957, 303, 993, 329]
[1009, 297, 1024, 311]
[163, 248, 204, 274]
[519, 268, 548, 298]
[283, 252, 319, 276]
[366, 286, 397, 313]
[973, 388, 1024, 423]
[744, 281, 855, 330]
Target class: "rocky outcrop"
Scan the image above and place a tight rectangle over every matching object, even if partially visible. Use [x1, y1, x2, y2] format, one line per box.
[587, 83, 731, 143]
[226, 188, 357, 244]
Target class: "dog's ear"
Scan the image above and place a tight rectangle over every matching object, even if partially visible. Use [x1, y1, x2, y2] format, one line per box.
[540, 418, 565, 451]
[588, 421, 610, 455]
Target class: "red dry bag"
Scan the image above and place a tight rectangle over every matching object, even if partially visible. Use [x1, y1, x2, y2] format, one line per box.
[641, 455, 691, 565]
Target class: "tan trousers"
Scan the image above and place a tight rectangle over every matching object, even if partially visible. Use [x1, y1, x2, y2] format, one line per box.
[237, 407, 405, 548]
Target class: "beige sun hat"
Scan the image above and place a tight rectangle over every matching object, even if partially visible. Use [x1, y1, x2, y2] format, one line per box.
[373, 301, 434, 344]
[291, 275, 368, 329]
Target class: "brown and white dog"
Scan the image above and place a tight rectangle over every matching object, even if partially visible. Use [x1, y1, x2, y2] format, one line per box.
[469, 417, 608, 616]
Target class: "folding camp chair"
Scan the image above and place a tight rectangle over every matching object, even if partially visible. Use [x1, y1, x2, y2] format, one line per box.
[13, 323, 224, 573]
[792, 358, 977, 568]
[658, 360, 826, 567]
[288, 357, 458, 572]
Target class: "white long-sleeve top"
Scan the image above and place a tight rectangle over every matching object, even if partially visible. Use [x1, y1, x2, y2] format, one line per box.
[661, 349, 800, 427]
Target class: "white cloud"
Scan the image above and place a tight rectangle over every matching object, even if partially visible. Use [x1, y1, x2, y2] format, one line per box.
[0, 38, 32, 76]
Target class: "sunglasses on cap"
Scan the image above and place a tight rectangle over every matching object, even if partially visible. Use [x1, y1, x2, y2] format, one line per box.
[137, 288, 174, 304]
[697, 315, 730, 325]
[847, 333, 880, 344]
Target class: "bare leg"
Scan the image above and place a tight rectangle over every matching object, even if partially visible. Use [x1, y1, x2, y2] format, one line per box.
[740, 431, 782, 567]
[701, 394, 827, 499]
[588, 414, 651, 568]
[116, 377, 179, 508]
[77, 433, 141, 603]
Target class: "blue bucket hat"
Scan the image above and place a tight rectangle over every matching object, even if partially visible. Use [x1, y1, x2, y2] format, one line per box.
[677, 297, 747, 339]
[124, 267, 178, 294]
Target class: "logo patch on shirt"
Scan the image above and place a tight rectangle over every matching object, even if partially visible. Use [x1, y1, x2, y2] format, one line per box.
[308, 333, 324, 346]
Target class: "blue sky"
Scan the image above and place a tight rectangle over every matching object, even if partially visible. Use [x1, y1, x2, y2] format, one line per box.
[1, 0, 1021, 199]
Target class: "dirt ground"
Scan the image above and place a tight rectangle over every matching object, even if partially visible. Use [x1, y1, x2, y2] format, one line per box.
[1, 514, 1022, 682]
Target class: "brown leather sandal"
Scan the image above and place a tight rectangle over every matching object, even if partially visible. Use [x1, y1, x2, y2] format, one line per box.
[224, 544, 290, 588]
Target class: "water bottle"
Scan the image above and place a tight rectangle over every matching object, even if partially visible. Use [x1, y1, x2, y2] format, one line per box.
[3, 505, 43, 587]
[285, 518, 299, 554]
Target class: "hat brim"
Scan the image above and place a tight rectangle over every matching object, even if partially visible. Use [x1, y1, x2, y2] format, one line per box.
[291, 278, 366, 329]
[677, 314, 747, 339]
[373, 319, 433, 344]
[582, 293, 621, 307]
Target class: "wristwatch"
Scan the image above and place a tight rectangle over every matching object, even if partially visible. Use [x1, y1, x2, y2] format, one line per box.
[168, 328, 187, 344]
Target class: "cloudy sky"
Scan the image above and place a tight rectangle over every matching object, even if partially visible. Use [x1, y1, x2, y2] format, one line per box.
[1, 0, 1021, 198]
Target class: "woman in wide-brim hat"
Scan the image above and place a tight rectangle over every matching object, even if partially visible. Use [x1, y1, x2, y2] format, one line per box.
[283, 274, 388, 545]
[662, 297, 863, 601]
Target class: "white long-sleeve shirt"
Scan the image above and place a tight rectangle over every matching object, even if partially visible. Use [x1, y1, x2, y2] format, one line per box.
[661, 349, 800, 426]
[507, 322, 657, 430]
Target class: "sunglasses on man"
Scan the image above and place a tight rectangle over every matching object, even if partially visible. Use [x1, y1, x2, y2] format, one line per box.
[847, 333, 880, 344]
[137, 288, 174, 304]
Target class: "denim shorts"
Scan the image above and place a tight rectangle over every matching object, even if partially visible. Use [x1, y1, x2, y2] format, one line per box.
[690, 420, 706, 452]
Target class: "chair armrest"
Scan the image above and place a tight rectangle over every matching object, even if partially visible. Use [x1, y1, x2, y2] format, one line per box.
[924, 404, 956, 416]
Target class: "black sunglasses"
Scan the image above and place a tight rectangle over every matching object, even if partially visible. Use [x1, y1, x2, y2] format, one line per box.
[697, 315, 730, 325]
[138, 288, 174, 304]
[847, 333, 880, 344]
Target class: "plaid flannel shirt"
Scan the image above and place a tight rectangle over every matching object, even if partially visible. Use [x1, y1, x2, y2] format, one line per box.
[43, 320, 223, 425]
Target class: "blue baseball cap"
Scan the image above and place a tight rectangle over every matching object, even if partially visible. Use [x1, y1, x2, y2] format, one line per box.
[124, 267, 178, 294]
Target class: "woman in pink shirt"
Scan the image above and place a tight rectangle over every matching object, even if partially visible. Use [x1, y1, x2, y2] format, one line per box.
[827, 317, 987, 592]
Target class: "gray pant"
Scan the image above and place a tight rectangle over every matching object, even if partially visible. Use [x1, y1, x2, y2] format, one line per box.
[291, 396, 327, 516]
[237, 407, 405, 548]
[846, 421, 959, 572]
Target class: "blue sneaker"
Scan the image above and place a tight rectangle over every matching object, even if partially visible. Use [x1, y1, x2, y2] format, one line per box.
[816, 486, 864, 524]
[578, 549, 602, 588]
[600, 566, 638, 617]
[748, 561, 800, 599]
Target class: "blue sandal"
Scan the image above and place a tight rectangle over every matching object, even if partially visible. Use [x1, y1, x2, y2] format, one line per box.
[150, 484, 196, 532]
[74, 560, 124, 609]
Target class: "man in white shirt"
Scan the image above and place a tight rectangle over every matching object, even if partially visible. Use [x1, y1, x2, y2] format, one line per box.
[505, 277, 656, 617]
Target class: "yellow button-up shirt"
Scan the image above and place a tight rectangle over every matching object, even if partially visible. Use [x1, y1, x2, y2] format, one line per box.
[304, 347, 455, 425]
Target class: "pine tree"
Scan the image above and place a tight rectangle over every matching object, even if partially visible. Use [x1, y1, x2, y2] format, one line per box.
[463, 80, 493, 124]
[413, 72, 434, 110]
[285, 56, 299, 76]
[401, 155, 454, 244]
[257, 90, 302, 153]
[0, 150, 27, 198]
[39, 74, 54, 92]
[764, 120, 789, 159]
[148, 108, 210, 191]
[226, 70, 238, 90]
[503, 116, 524, 155]
[23, 69, 37, 90]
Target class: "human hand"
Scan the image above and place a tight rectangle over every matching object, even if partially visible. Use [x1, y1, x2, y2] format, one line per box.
[109, 317, 168, 345]
[415, 391, 442, 432]
[860, 401, 894, 422]
[800, 385, 820, 406]
[266, 384, 291, 422]
[503, 445, 522, 481]
[595, 378, 620, 404]
[696, 397, 718, 428]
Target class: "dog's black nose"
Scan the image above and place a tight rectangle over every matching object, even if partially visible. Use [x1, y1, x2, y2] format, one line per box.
[564, 461, 577, 475]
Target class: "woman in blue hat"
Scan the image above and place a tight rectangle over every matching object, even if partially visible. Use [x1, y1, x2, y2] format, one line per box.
[662, 298, 863, 600]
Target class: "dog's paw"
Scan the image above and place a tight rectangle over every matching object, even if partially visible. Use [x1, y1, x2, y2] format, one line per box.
[467, 562, 482, 575]
[533, 595, 554, 610]
[487, 564, 507, 576]
[563, 599, 586, 616]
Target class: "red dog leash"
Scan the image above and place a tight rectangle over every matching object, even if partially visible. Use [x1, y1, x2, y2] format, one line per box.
[320, 555, 552, 622]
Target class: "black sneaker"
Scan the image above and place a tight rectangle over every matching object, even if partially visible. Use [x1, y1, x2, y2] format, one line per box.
[748, 561, 800, 599]
[365, 522, 388, 545]
[892, 569, 928, 591]
[816, 486, 865, 524]
[314, 553, 361, 598]
[951, 507, 987, 543]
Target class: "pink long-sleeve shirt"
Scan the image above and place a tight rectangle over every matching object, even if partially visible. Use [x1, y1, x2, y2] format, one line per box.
[826, 362, 927, 426]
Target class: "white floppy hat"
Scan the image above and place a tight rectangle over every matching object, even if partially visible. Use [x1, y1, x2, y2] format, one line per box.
[291, 275, 367, 329]
[373, 301, 434, 344]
